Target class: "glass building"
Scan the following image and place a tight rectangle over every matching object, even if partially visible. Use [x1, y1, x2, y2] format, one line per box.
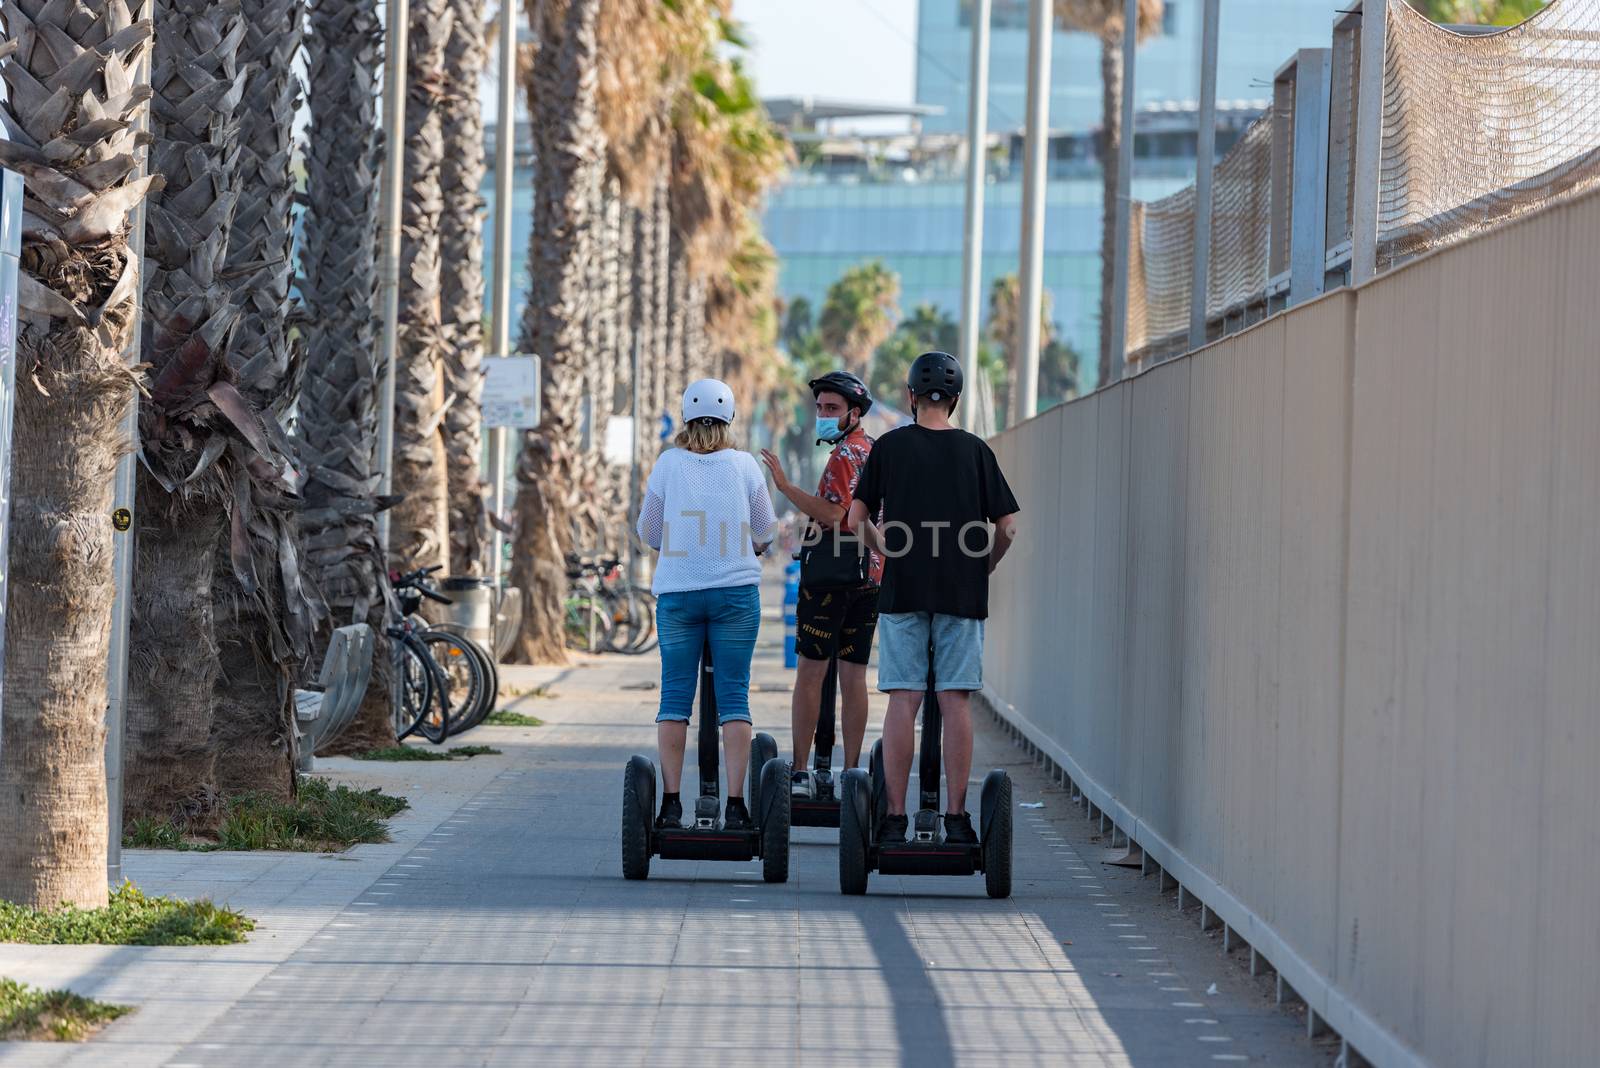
[915, 0, 1348, 137]
[761, 0, 1345, 388]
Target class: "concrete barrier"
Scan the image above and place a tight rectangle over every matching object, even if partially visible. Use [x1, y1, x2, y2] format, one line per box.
[982, 187, 1600, 1067]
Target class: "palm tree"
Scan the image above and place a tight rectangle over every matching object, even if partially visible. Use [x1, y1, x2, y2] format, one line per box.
[211, 0, 311, 800]
[390, 0, 455, 573]
[1411, 0, 1545, 22]
[870, 303, 958, 404]
[440, 0, 488, 576]
[1053, 0, 1163, 388]
[508, 0, 606, 664]
[0, 0, 156, 909]
[124, 0, 248, 826]
[819, 261, 901, 378]
[299, 0, 396, 754]
[987, 272, 1054, 427]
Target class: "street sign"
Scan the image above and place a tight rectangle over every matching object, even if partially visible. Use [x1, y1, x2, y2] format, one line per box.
[482, 354, 542, 428]
[603, 416, 633, 466]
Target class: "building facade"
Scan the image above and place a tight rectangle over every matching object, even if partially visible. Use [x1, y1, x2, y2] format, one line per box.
[762, 0, 1344, 387]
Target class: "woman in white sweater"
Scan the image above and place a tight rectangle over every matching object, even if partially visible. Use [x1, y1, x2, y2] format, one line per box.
[636, 379, 779, 831]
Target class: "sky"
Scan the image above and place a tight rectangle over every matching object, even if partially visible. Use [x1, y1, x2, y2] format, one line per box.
[479, 0, 918, 127]
[731, 0, 918, 106]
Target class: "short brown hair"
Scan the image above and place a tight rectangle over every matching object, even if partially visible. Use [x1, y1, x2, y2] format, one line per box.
[675, 417, 734, 454]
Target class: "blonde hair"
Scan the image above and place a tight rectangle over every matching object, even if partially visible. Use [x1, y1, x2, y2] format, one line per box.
[675, 417, 734, 454]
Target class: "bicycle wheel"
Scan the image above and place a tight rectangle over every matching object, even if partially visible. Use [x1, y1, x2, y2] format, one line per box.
[429, 624, 498, 732]
[602, 587, 640, 653]
[422, 631, 485, 738]
[394, 638, 441, 742]
[626, 589, 658, 655]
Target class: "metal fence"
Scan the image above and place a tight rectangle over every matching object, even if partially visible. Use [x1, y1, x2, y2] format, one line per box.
[1123, 0, 1600, 370]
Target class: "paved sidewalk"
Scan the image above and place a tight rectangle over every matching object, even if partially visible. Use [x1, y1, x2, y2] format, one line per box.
[1, 605, 1333, 1067]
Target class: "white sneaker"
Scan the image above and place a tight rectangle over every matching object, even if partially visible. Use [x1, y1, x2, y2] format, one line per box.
[790, 769, 814, 799]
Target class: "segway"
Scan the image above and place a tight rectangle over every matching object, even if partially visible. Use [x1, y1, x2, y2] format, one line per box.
[791, 653, 843, 828]
[837, 648, 1012, 897]
[622, 642, 791, 882]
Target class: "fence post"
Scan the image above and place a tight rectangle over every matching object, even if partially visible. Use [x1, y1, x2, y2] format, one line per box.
[1188, 0, 1220, 351]
[1289, 48, 1333, 306]
[1351, 0, 1386, 284]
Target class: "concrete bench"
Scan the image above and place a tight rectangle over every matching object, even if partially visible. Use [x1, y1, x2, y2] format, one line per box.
[295, 623, 375, 770]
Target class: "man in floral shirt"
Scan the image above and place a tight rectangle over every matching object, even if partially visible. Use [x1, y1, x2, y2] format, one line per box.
[760, 371, 880, 799]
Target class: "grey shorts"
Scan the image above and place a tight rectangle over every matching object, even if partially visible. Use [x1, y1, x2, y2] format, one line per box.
[876, 612, 985, 693]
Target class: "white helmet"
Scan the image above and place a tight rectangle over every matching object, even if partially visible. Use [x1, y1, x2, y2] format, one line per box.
[681, 378, 736, 425]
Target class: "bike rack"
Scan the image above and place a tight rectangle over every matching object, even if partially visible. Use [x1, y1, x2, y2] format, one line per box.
[295, 623, 376, 770]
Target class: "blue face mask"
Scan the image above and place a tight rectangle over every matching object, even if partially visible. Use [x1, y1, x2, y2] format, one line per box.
[814, 416, 846, 444]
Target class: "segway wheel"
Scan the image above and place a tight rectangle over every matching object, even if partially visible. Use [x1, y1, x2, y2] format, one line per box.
[749, 732, 778, 817]
[622, 755, 656, 881]
[759, 756, 791, 884]
[980, 769, 1013, 899]
[839, 769, 871, 895]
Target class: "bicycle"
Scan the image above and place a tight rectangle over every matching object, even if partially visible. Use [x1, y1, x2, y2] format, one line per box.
[563, 552, 658, 655]
[389, 566, 497, 741]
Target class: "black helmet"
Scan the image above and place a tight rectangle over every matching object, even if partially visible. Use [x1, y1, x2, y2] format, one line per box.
[907, 351, 963, 401]
[808, 370, 873, 415]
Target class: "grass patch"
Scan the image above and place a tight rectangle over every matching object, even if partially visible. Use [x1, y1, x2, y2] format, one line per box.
[483, 710, 544, 727]
[0, 884, 253, 947]
[0, 978, 130, 1041]
[124, 779, 409, 853]
[356, 746, 502, 762]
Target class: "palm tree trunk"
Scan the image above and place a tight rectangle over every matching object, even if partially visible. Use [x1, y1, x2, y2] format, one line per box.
[440, 0, 489, 577]
[299, 0, 395, 754]
[211, 0, 310, 801]
[0, 0, 155, 908]
[1097, 33, 1121, 390]
[126, 0, 250, 826]
[509, 0, 604, 663]
[390, 0, 455, 572]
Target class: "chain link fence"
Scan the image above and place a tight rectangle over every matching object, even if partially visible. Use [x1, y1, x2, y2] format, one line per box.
[1124, 0, 1600, 369]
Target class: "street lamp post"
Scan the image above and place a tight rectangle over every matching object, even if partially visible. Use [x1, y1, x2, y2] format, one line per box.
[1015, 0, 1052, 425]
[375, 0, 410, 552]
[1106, 0, 1141, 382]
[487, 0, 517, 590]
[958, 0, 992, 416]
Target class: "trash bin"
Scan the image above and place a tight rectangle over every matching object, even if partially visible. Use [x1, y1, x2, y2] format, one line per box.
[440, 576, 495, 659]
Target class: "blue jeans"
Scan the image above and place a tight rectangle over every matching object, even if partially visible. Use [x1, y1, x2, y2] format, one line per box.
[656, 584, 761, 724]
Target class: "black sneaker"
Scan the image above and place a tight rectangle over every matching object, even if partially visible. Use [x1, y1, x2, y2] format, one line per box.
[943, 812, 977, 846]
[879, 813, 909, 845]
[723, 798, 753, 831]
[791, 770, 813, 799]
[655, 796, 683, 830]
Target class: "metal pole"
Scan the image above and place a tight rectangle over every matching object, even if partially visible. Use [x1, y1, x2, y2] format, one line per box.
[374, 0, 410, 552]
[958, 0, 992, 415]
[1014, 0, 1051, 425]
[1351, 0, 1386, 284]
[627, 335, 641, 580]
[1106, 0, 1140, 381]
[1188, 0, 1220, 351]
[487, 0, 516, 589]
[104, 7, 155, 886]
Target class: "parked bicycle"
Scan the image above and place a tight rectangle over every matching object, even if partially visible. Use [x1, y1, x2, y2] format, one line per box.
[389, 565, 499, 742]
[563, 552, 657, 655]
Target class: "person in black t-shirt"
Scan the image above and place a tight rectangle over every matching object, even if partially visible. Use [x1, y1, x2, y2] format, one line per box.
[848, 351, 1020, 846]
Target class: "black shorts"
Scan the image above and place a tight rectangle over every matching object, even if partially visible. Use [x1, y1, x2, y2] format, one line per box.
[795, 585, 880, 665]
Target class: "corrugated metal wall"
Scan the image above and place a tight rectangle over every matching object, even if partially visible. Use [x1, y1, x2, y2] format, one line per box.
[981, 187, 1600, 1068]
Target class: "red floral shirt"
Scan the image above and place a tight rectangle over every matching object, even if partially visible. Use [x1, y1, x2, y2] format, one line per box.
[817, 428, 883, 584]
